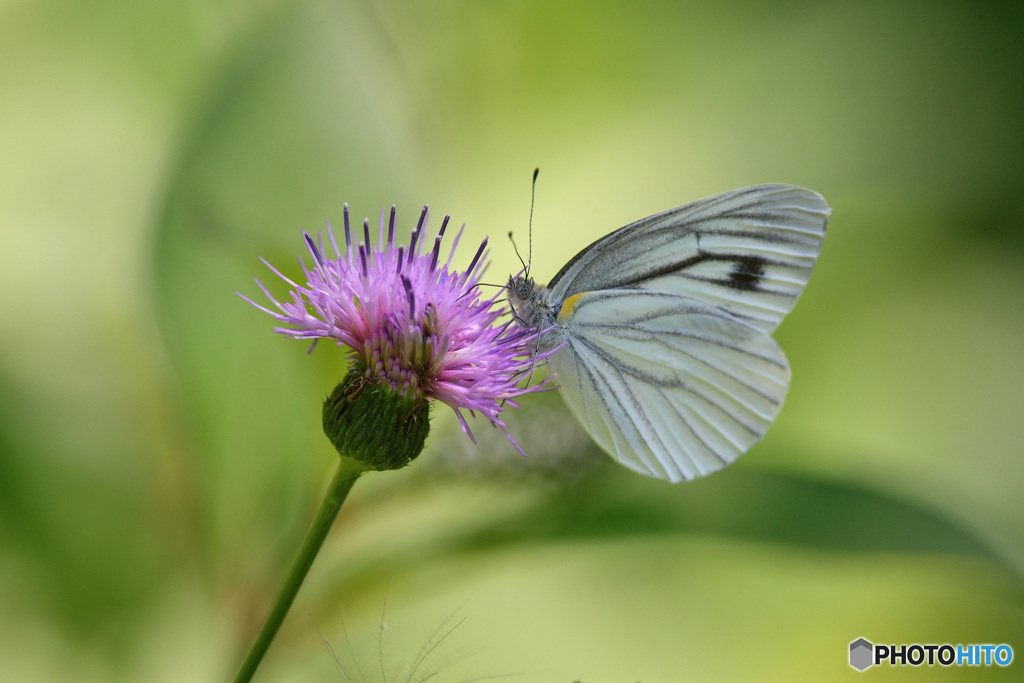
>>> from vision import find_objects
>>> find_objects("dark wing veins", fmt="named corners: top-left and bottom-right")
top-left (589, 234), bottom-right (771, 294)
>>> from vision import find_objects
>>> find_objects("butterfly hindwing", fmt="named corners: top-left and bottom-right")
top-left (551, 289), bottom-right (790, 482)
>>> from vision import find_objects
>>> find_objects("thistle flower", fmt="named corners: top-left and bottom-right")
top-left (239, 204), bottom-right (547, 466)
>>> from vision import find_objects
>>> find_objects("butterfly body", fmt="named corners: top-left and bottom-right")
top-left (507, 276), bottom-right (566, 352)
top-left (507, 184), bottom-right (829, 483)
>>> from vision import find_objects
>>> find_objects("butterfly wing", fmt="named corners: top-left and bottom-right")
top-left (550, 289), bottom-right (790, 482)
top-left (548, 184), bottom-right (829, 334)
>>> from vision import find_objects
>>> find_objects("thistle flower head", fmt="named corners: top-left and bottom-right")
top-left (240, 204), bottom-right (548, 459)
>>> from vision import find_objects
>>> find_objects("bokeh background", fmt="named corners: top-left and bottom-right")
top-left (1, 1), bottom-right (1022, 681)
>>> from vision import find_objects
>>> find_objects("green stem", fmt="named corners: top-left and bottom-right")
top-left (233, 456), bottom-right (364, 683)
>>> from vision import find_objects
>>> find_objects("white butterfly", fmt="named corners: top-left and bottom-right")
top-left (507, 184), bottom-right (829, 482)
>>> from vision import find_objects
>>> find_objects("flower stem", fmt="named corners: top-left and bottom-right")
top-left (233, 456), bottom-right (364, 683)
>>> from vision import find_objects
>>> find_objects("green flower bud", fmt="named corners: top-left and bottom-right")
top-left (322, 371), bottom-right (431, 471)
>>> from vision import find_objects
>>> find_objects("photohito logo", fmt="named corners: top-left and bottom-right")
top-left (849, 638), bottom-right (1013, 671)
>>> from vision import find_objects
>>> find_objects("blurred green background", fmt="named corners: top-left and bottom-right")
top-left (1, 1), bottom-right (1022, 681)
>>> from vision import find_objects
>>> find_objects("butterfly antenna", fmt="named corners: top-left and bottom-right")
top-left (527, 167), bottom-right (538, 271)
top-left (508, 231), bottom-right (527, 274)
top-left (508, 168), bottom-right (540, 277)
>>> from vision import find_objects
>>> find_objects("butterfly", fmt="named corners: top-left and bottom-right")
top-left (507, 184), bottom-right (829, 482)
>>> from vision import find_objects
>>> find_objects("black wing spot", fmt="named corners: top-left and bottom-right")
top-left (728, 255), bottom-right (766, 291)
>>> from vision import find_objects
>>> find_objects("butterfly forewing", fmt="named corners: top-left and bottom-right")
top-left (548, 184), bottom-right (829, 334)
top-left (552, 289), bottom-right (790, 482)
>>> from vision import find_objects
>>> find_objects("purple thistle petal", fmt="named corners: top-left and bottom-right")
top-left (304, 233), bottom-right (326, 268)
top-left (467, 237), bottom-right (487, 275)
top-left (259, 257), bottom-right (300, 289)
top-left (401, 275), bottom-right (415, 317)
top-left (453, 408), bottom-right (477, 444)
top-left (445, 223), bottom-right (465, 269)
top-left (236, 290), bottom-right (278, 317)
top-left (414, 205), bottom-right (428, 242)
top-left (429, 235), bottom-right (442, 272)
top-left (326, 219), bottom-right (341, 259)
top-left (343, 204), bottom-right (352, 251)
top-left (378, 206), bottom-right (386, 247)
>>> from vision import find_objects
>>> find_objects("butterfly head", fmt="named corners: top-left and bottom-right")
top-left (507, 273), bottom-right (534, 303)
top-left (506, 273), bottom-right (553, 332)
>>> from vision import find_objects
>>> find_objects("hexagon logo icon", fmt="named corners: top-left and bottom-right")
top-left (850, 638), bottom-right (873, 671)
